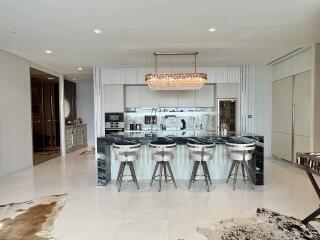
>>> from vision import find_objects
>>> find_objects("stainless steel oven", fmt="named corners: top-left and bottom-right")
top-left (105, 112), bottom-right (124, 135)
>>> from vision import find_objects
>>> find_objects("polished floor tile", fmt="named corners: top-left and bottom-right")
top-left (0, 147), bottom-right (318, 239)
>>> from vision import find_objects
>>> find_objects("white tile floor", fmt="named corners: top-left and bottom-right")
top-left (0, 147), bottom-right (319, 240)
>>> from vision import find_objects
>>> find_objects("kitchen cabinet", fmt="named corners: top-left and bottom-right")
top-left (272, 77), bottom-right (293, 134)
top-left (104, 85), bottom-right (124, 112)
top-left (195, 85), bottom-right (215, 107)
top-left (293, 71), bottom-right (311, 137)
top-left (216, 83), bottom-right (238, 99)
top-left (140, 86), bottom-right (159, 107)
top-left (271, 71), bottom-right (311, 162)
top-left (272, 77), bottom-right (293, 161)
top-left (272, 132), bottom-right (292, 161)
top-left (125, 86), bottom-right (141, 108)
top-left (159, 90), bottom-right (178, 107)
top-left (177, 90), bottom-right (196, 107)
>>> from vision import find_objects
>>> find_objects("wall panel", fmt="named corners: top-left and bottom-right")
top-left (272, 48), bottom-right (312, 81)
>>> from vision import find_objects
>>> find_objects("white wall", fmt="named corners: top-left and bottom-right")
top-left (77, 82), bottom-right (95, 146)
top-left (0, 50), bottom-right (33, 176)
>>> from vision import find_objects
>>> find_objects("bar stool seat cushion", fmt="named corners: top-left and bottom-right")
top-left (152, 152), bottom-right (174, 162)
top-left (117, 152), bottom-right (138, 162)
top-left (229, 152), bottom-right (252, 161)
top-left (190, 151), bottom-right (212, 162)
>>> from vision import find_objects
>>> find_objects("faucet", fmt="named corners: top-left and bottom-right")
top-left (150, 108), bottom-right (157, 134)
top-left (192, 116), bottom-right (196, 131)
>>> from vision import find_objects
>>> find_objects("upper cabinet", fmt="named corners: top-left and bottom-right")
top-left (125, 86), bottom-right (141, 108)
top-left (140, 86), bottom-right (159, 108)
top-left (100, 67), bottom-right (240, 85)
top-left (103, 85), bottom-right (124, 112)
top-left (216, 83), bottom-right (239, 99)
top-left (177, 90), bottom-right (196, 107)
top-left (159, 90), bottom-right (178, 107)
top-left (195, 85), bottom-right (215, 107)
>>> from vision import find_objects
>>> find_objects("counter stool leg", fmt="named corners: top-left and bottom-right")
top-left (159, 162), bottom-right (163, 192)
top-left (188, 162), bottom-right (197, 189)
top-left (233, 161), bottom-right (239, 190)
top-left (128, 162), bottom-right (139, 190)
top-left (243, 161), bottom-right (255, 190)
top-left (226, 161), bottom-right (236, 183)
top-left (193, 161), bottom-right (200, 183)
top-left (201, 162), bottom-right (209, 192)
top-left (150, 162), bottom-right (159, 186)
top-left (203, 162), bottom-right (212, 185)
top-left (116, 162), bottom-right (123, 186)
top-left (166, 162), bottom-right (177, 188)
top-left (164, 163), bottom-right (168, 183)
top-left (118, 162), bottom-right (126, 192)
top-left (241, 162), bottom-right (246, 181)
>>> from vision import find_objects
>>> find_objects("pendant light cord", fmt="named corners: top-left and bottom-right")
top-left (153, 52), bottom-right (199, 73)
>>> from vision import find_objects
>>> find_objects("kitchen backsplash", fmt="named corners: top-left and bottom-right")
top-left (125, 107), bottom-right (216, 131)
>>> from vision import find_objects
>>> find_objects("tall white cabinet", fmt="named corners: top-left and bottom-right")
top-left (272, 71), bottom-right (311, 162)
top-left (104, 85), bottom-right (124, 112)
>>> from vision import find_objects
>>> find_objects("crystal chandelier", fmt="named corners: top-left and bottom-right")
top-left (145, 52), bottom-right (207, 90)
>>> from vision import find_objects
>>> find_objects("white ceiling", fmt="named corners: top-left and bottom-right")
top-left (0, 0), bottom-right (320, 82)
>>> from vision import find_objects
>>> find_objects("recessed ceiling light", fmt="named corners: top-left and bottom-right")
top-left (73, 78), bottom-right (77, 81)
top-left (208, 27), bottom-right (216, 32)
top-left (45, 49), bottom-right (52, 54)
top-left (77, 67), bottom-right (83, 71)
top-left (48, 77), bottom-right (54, 80)
top-left (94, 28), bottom-right (102, 34)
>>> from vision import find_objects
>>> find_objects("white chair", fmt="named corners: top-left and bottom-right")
top-left (112, 142), bottom-right (141, 192)
top-left (225, 142), bottom-right (255, 190)
top-left (187, 141), bottom-right (216, 192)
top-left (149, 141), bottom-right (177, 192)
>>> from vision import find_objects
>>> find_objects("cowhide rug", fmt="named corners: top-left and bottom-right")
top-left (197, 208), bottom-right (320, 240)
top-left (0, 194), bottom-right (68, 240)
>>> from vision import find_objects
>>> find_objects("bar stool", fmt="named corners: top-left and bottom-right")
top-left (187, 140), bottom-right (216, 192)
top-left (112, 142), bottom-right (141, 192)
top-left (149, 140), bottom-right (177, 192)
top-left (225, 142), bottom-right (255, 190)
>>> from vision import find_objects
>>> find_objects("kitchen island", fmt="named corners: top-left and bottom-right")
top-left (97, 131), bottom-right (264, 186)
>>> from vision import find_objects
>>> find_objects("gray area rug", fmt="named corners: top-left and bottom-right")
top-left (0, 194), bottom-right (68, 240)
top-left (197, 208), bottom-right (320, 240)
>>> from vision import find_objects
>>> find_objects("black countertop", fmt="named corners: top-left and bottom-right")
top-left (98, 133), bottom-right (264, 146)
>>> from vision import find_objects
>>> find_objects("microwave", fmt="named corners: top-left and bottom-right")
top-left (105, 112), bottom-right (124, 123)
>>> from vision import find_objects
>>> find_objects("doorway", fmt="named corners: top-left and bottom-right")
top-left (30, 68), bottom-right (60, 165)
top-left (218, 99), bottom-right (236, 133)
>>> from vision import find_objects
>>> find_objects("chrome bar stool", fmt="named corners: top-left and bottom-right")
top-left (149, 140), bottom-right (177, 192)
top-left (112, 142), bottom-right (141, 192)
top-left (225, 142), bottom-right (255, 190)
top-left (187, 140), bottom-right (216, 192)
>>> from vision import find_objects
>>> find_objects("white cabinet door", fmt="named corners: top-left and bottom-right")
top-left (103, 85), bottom-right (124, 112)
top-left (293, 71), bottom-right (311, 155)
top-left (125, 86), bottom-right (141, 108)
top-left (272, 77), bottom-right (293, 134)
top-left (195, 85), bottom-right (215, 107)
top-left (177, 90), bottom-right (196, 107)
top-left (293, 71), bottom-right (311, 137)
top-left (140, 86), bottom-right (159, 108)
top-left (216, 83), bottom-right (239, 99)
top-left (159, 91), bottom-right (178, 107)
top-left (272, 132), bottom-right (292, 161)
top-left (272, 77), bottom-right (293, 161)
